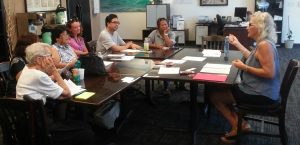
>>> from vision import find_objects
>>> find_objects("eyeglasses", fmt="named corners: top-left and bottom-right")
top-left (248, 23), bottom-right (255, 27)
top-left (110, 21), bottom-right (120, 24)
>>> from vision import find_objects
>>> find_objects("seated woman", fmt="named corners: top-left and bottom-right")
top-left (148, 18), bottom-right (176, 49)
top-left (66, 18), bottom-right (89, 56)
top-left (16, 42), bottom-right (95, 145)
top-left (10, 33), bottom-right (39, 80)
top-left (51, 25), bottom-right (77, 69)
top-left (209, 11), bottom-right (280, 143)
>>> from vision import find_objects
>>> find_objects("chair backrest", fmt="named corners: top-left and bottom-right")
top-left (280, 59), bottom-right (299, 112)
top-left (87, 40), bottom-right (97, 54)
top-left (201, 35), bottom-right (225, 50)
top-left (0, 61), bottom-right (13, 97)
top-left (0, 96), bottom-right (53, 145)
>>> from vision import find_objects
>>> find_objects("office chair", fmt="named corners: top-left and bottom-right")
top-left (235, 59), bottom-right (299, 145)
top-left (87, 40), bottom-right (97, 54)
top-left (216, 14), bottom-right (225, 35)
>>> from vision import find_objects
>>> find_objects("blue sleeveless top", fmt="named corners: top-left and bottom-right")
top-left (238, 40), bottom-right (280, 101)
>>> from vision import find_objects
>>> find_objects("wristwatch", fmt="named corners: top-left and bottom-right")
top-left (164, 33), bottom-right (168, 36)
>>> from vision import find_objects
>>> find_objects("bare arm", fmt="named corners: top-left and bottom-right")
top-left (228, 34), bottom-right (250, 58)
top-left (111, 41), bottom-right (138, 52)
top-left (232, 41), bottom-right (275, 79)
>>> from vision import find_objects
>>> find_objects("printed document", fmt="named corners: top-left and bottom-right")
top-left (200, 63), bottom-right (232, 74)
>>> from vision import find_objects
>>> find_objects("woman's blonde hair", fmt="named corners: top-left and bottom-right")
top-left (251, 11), bottom-right (277, 43)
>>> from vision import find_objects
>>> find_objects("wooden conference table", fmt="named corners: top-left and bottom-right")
top-left (126, 47), bottom-right (184, 60)
top-left (143, 48), bottom-right (242, 145)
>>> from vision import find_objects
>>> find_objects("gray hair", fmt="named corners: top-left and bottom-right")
top-left (251, 11), bottom-right (277, 43)
top-left (25, 42), bottom-right (52, 64)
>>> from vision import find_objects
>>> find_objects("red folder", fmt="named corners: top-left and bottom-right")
top-left (193, 73), bottom-right (228, 82)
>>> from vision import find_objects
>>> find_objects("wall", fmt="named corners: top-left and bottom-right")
top-left (98, 0), bottom-right (250, 41)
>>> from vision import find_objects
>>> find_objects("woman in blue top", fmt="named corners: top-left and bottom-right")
top-left (209, 11), bottom-right (280, 143)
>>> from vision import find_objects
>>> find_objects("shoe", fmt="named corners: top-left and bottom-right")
top-left (220, 133), bottom-right (236, 144)
top-left (242, 122), bottom-right (251, 134)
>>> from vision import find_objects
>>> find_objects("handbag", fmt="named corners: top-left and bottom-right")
top-left (93, 100), bottom-right (120, 129)
top-left (79, 54), bottom-right (107, 76)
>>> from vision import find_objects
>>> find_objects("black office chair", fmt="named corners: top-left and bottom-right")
top-left (0, 95), bottom-right (53, 145)
top-left (235, 59), bottom-right (299, 145)
top-left (87, 40), bottom-right (97, 54)
top-left (0, 61), bottom-right (14, 97)
top-left (216, 14), bottom-right (225, 35)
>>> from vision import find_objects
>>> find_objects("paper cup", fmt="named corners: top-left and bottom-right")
top-left (78, 68), bottom-right (85, 80)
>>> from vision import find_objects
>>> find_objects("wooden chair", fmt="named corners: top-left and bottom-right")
top-left (201, 35), bottom-right (225, 51)
top-left (0, 96), bottom-right (53, 145)
top-left (0, 61), bottom-right (14, 97)
top-left (235, 59), bottom-right (299, 145)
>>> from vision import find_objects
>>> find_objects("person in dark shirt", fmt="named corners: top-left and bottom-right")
top-left (10, 33), bottom-right (39, 80)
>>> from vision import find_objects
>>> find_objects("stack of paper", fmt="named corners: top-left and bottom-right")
top-left (106, 54), bottom-right (125, 58)
top-left (110, 56), bottom-right (135, 61)
top-left (158, 67), bottom-right (180, 74)
top-left (161, 59), bottom-right (186, 64)
top-left (120, 49), bottom-right (141, 53)
top-left (200, 63), bottom-right (232, 74)
top-left (202, 49), bottom-right (221, 57)
top-left (75, 92), bottom-right (95, 100)
top-left (181, 56), bottom-right (206, 61)
top-left (64, 79), bottom-right (86, 96)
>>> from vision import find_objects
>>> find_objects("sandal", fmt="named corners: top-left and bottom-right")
top-left (220, 133), bottom-right (237, 144)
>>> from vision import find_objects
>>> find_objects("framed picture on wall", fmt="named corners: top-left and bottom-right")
top-left (200, 0), bottom-right (228, 6)
top-left (25, 0), bottom-right (61, 12)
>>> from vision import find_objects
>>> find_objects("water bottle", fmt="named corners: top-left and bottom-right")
top-left (75, 60), bottom-right (81, 68)
top-left (224, 36), bottom-right (229, 61)
top-left (144, 37), bottom-right (149, 51)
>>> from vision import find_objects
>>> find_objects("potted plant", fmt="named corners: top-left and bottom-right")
top-left (285, 16), bottom-right (294, 49)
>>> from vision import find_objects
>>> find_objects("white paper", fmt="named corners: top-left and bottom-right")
top-left (162, 59), bottom-right (186, 64)
top-left (202, 49), bottom-right (221, 57)
top-left (121, 77), bottom-right (137, 83)
top-left (103, 61), bottom-right (113, 67)
top-left (200, 63), bottom-right (232, 74)
top-left (182, 56), bottom-right (206, 61)
top-left (120, 49), bottom-right (141, 53)
top-left (110, 56), bottom-right (135, 61)
top-left (158, 67), bottom-right (180, 74)
top-left (64, 79), bottom-right (86, 96)
top-left (106, 54), bottom-right (125, 58)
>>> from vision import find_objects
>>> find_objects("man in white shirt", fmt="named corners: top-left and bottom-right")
top-left (96, 14), bottom-right (141, 56)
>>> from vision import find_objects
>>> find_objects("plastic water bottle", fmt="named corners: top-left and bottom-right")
top-left (144, 37), bottom-right (149, 51)
top-left (224, 36), bottom-right (229, 61)
top-left (75, 60), bottom-right (81, 68)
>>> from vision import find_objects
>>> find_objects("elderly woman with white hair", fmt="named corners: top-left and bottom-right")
top-left (209, 11), bottom-right (280, 143)
top-left (16, 42), bottom-right (71, 102)
top-left (16, 42), bottom-right (96, 145)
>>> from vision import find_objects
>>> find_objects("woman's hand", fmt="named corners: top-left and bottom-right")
top-left (232, 59), bottom-right (247, 71)
top-left (42, 56), bottom-right (57, 75)
top-left (228, 34), bottom-right (241, 48)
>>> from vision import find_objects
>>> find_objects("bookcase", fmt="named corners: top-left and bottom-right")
top-left (255, 0), bottom-right (284, 46)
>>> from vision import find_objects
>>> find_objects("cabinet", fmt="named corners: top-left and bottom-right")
top-left (0, 0), bottom-right (9, 61)
top-left (172, 29), bottom-right (189, 45)
top-left (255, 0), bottom-right (283, 46)
top-left (146, 4), bottom-right (170, 28)
top-left (223, 25), bottom-right (254, 50)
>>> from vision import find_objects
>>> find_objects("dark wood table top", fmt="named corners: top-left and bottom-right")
top-left (143, 48), bottom-right (242, 85)
top-left (71, 59), bottom-right (154, 106)
top-left (128, 47), bottom-right (184, 60)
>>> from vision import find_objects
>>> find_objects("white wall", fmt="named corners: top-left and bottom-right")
top-left (98, 0), bottom-right (250, 41)
top-left (93, 0), bottom-right (300, 43)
